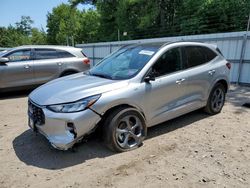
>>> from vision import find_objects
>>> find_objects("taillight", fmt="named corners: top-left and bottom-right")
top-left (226, 62), bottom-right (231, 70)
top-left (83, 58), bottom-right (90, 65)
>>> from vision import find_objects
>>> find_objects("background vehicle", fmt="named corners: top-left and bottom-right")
top-left (0, 45), bottom-right (90, 92)
top-left (28, 42), bottom-right (230, 152)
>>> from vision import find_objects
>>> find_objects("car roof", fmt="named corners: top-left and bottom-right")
top-left (124, 41), bottom-right (217, 51)
top-left (12, 45), bottom-right (80, 51)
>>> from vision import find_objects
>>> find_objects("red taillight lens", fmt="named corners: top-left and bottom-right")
top-left (226, 62), bottom-right (231, 70)
top-left (83, 58), bottom-right (90, 65)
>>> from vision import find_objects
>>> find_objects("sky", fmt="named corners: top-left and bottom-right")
top-left (0, 0), bottom-right (92, 30)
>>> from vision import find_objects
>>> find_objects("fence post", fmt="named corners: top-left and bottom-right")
top-left (110, 44), bottom-right (112, 53)
top-left (92, 45), bottom-right (95, 67)
top-left (237, 14), bottom-right (250, 84)
top-left (237, 34), bottom-right (247, 85)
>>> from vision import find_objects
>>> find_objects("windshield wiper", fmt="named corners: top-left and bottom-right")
top-left (89, 72), bottom-right (113, 79)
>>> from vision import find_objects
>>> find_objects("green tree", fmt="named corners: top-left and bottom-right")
top-left (0, 16), bottom-right (48, 47)
top-left (15, 16), bottom-right (34, 36)
top-left (78, 10), bottom-right (100, 43)
top-left (31, 28), bottom-right (47, 44)
top-left (47, 3), bottom-right (81, 45)
top-left (70, 0), bottom-right (250, 41)
top-left (96, 0), bottom-right (119, 41)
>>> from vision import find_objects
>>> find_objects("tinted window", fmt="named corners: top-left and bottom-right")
top-left (152, 47), bottom-right (182, 77)
top-left (200, 47), bottom-right (217, 62)
top-left (5, 49), bottom-right (31, 62)
top-left (183, 46), bottom-right (217, 68)
top-left (184, 46), bottom-right (206, 68)
top-left (57, 50), bottom-right (75, 58)
top-left (35, 49), bottom-right (58, 60)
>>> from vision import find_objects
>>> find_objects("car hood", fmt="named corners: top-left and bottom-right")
top-left (29, 73), bottom-right (129, 105)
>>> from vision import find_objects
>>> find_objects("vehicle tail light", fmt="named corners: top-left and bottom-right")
top-left (226, 62), bottom-right (231, 70)
top-left (83, 58), bottom-right (90, 65)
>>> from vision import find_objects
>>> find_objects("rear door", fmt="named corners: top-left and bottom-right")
top-left (33, 48), bottom-right (62, 84)
top-left (0, 49), bottom-right (34, 89)
top-left (181, 45), bottom-right (218, 106)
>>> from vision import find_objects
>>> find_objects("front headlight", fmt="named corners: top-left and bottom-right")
top-left (47, 94), bottom-right (101, 113)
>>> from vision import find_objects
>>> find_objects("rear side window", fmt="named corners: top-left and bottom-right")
top-left (35, 49), bottom-right (58, 60)
top-left (200, 47), bottom-right (217, 62)
top-left (57, 50), bottom-right (75, 58)
top-left (183, 46), bottom-right (217, 68)
top-left (5, 49), bottom-right (31, 62)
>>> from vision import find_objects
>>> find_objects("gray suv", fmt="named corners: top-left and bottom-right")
top-left (0, 45), bottom-right (90, 91)
top-left (28, 42), bottom-right (230, 152)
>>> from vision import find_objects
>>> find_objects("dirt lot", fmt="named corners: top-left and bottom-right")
top-left (0, 85), bottom-right (250, 188)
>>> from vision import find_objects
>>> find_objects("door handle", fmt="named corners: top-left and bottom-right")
top-left (176, 78), bottom-right (185, 84)
top-left (208, 70), bottom-right (216, 75)
top-left (24, 65), bottom-right (30, 69)
top-left (57, 62), bottom-right (62, 66)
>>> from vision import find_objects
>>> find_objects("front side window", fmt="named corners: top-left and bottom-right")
top-left (5, 49), bottom-right (31, 62)
top-left (152, 47), bottom-right (182, 77)
top-left (89, 45), bottom-right (159, 80)
top-left (35, 49), bottom-right (58, 60)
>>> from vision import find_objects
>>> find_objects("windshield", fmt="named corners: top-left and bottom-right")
top-left (88, 45), bottom-right (159, 80)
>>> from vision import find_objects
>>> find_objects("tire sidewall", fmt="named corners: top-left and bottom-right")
top-left (207, 83), bottom-right (226, 114)
top-left (106, 108), bottom-right (147, 152)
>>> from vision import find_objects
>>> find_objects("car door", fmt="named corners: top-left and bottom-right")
top-left (33, 48), bottom-right (62, 84)
top-left (142, 47), bottom-right (189, 127)
top-left (181, 46), bottom-right (218, 107)
top-left (0, 49), bottom-right (34, 89)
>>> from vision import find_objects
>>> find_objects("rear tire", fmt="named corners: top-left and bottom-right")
top-left (204, 83), bottom-right (226, 115)
top-left (103, 107), bottom-right (147, 152)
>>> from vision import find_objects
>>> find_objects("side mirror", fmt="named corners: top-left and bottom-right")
top-left (0, 57), bottom-right (9, 64)
top-left (144, 73), bottom-right (155, 83)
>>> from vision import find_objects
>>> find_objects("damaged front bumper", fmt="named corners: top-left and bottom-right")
top-left (28, 101), bottom-right (101, 150)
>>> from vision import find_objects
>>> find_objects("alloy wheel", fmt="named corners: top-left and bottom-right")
top-left (115, 115), bottom-right (143, 149)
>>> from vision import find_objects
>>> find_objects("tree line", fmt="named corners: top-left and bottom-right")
top-left (1, 0), bottom-right (249, 47)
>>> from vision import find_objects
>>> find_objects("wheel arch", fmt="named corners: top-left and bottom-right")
top-left (102, 103), bottom-right (146, 121)
top-left (94, 103), bottom-right (147, 130)
top-left (59, 69), bottom-right (79, 77)
top-left (216, 79), bottom-right (229, 93)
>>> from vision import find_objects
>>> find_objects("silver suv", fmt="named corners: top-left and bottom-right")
top-left (0, 45), bottom-right (90, 91)
top-left (28, 42), bottom-right (230, 152)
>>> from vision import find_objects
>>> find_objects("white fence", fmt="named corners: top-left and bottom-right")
top-left (76, 31), bottom-right (250, 84)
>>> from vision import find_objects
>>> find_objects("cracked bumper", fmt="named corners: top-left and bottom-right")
top-left (28, 106), bottom-right (101, 150)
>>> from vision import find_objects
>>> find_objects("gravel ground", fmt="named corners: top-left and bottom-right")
top-left (0, 85), bottom-right (249, 188)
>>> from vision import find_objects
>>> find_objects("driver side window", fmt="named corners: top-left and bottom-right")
top-left (152, 47), bottom-right (182, 77)
top-left (5, 49), bottom-right (31, 62)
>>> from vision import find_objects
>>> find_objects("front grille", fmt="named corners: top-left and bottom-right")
top-left (28, 100), bottom-right (45, 125)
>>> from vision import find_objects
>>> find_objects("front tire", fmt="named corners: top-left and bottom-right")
top-left (204, 83), bottom-right (226, 115)
top-left (103, 107), bottom-right (147, 152)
